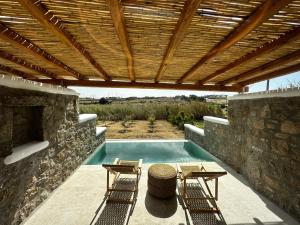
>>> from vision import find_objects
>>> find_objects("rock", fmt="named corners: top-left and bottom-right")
top-left (266, 122), bottom-right (276, 129)
top-left (261, 105), bottom-right (271, 118)
top-left (253, 120), bottom-right (264, 130)
top-left (281, 120), bottom-right (300, 134)
top-left (262, 175), bottom-right (280, 191)
top-left (274, 132), bottom-right (289, 140)
top-left (271, 139), bottom-right (288, 156)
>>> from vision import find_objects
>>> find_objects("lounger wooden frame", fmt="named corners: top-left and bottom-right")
top-left (177, 164), bottom-right (227, 213)
top-left (102, 158), bottom-right (142, 204)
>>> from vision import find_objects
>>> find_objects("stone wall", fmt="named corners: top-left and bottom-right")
top-left (185, 91), bottom-right (300, 221)
top-left (0, 86), bottom-right (105, 225)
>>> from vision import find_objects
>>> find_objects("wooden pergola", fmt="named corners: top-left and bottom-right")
top-left (0, 0), bottom-right (299, 92)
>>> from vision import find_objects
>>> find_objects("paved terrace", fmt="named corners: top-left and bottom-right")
top-left (22, 161), bottom-right (299, 225)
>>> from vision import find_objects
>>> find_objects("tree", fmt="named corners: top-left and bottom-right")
top-left (148, 114), bottom-right (156, 133)
top-left (99, 97), bottom-right (109, 105)
top-left (189, 94), bottom-right (198, 101)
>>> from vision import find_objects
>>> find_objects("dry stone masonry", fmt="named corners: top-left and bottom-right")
top-left (185, 89), bottom-right (300, 221)
top-left (0, 86), bottom-right (105, 225)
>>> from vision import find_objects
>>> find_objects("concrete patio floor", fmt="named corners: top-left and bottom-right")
top-left (22, 161), bottom-right (299, 225)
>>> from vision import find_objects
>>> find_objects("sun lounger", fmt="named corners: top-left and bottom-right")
top-left (102, 158), bottom-right (142, 204)
top-left (177, 164), bottom-right (227, 213)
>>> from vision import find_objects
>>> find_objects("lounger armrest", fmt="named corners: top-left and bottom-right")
top-left (138, 159), bottom-right (143, 169)
top-left (113, 158), bottom-right (120, 165)
top-left (191, 171), bottom-right (227, 177)
top-left (176, 164), bottom-right (182, 173)
top-left (103, 164), bottom-right (136, 169)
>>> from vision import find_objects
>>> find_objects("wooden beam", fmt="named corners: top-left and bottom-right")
top-left (106, 0), bottom-right (135, 82)
top-left (155, 0), bottom-right (203, 83)
top-left (198, 27), bottom-right (300, 84)
top-left (238, 63), bottom-right (300, 86)
top-left (219, 49), bottom-right (300, 84)
top-left (0, 23), bottom-right (84, 80)
top-left (0, 50), bottom-right (58, 79)
top-left (0, 64), bottom-right (37, 79)
top-left (32, 79), bottom-right (243, 92)
top-left (177, 0), bottom-right (293, 83)
top-left (17, 0), bottom-right (111, 81)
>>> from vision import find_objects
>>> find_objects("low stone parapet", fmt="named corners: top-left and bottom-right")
top-left (184, 91), bottom-right (300, 220)
top-left (0, 85), bottom-right (105, 225)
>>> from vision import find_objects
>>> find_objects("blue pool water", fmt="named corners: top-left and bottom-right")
top-left (85, 141), bottom-right (214, 164)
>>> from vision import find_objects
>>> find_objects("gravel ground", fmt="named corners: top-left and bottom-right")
top-left (97, 120), bottom-right (184, 139)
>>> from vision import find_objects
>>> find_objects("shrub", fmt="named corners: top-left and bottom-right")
top-left (80, 102), bottom-right (224, 122)
top-left (148, 114), bottom-right (156, 133)
top-left (98, 97), bottom-right (110, 105)
top-left (169, 111), bottom-right (194, 130)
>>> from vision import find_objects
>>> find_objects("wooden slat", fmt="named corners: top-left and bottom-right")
top-left (106, 0), bottom-right (135, 82)
top-left (17, 0), bottom-right (111, 81)
top-left (155, 0), bottom-right (204, 83)
top-left (177, 0), bottom-right (293, 83)
top-left (238, 63), bottom-right (300, 86)
top-left (198, 27), bottom-right (300, 84)
top-left (219, 49), bottom-right (300, 84)
top-left (33, 80), bottom-right (243, 92)
top-left (0, 50), bottom-right (58, 79)
top-left (0, 23), bottom-right (84, 80)
top-left (0, 64), bottom-right (36, 79)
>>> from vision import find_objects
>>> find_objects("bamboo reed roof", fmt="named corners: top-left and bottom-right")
top-left (0, 0), bottom-right (299, 92)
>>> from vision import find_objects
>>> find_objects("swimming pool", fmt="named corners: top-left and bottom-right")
top-left (85, 140), bottom-right (214, 164)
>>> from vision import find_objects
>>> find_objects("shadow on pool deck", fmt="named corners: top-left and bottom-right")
top-left (230, 217), bottom-right (288, 225)
top-left (178, 182), bottom-right (227, 225)
top-left (90, 178), bottom-right (138, 225)
top-left (145, 192), bottom-right (178, 218)
top-left (21, 163), bottom-right (300, 225)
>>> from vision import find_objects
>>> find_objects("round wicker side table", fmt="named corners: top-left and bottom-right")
top-left (148, 164), bottom-right (177, 199)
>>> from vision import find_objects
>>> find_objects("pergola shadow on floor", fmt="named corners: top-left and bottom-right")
top-left (21, 161), bottom-right (299, 225)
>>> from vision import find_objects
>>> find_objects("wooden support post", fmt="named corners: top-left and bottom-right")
top-left (107, 170), bottom-right (110, 193)
top-left (33, 79), bottom-right (243, 92)
top-left (215, 178), bottom-right (218, 201)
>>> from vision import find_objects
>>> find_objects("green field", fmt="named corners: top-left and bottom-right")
top-left (80, 101), bottom-right (224, 129)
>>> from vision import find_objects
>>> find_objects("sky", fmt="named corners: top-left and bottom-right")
top-left (70, 72), bottom-right (300, 98)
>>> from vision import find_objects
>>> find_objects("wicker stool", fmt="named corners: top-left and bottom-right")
top-left (148, 164), bottom-right (177, 199)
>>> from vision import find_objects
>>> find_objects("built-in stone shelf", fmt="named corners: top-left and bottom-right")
top-left (203, 116), bottom-right (229, 125)
top-left (96, 127), bottom-right (106, 137)
top-left (184, 124), bottom-right (204, 136)
top-left (4, 141), bottom-right (49, 165)
top-left (79, 114), bottom-right (97, 123)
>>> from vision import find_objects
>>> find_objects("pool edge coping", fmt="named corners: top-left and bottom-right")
top-left (105, 139), bottom-right (188, 143)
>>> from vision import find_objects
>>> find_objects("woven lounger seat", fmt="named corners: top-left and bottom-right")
top-left (102, 158), bottom-right (142, 204)
top-left (148, 164), bottom-right (177, 198)
top-left (177, 164), bottom-right (227, 213)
